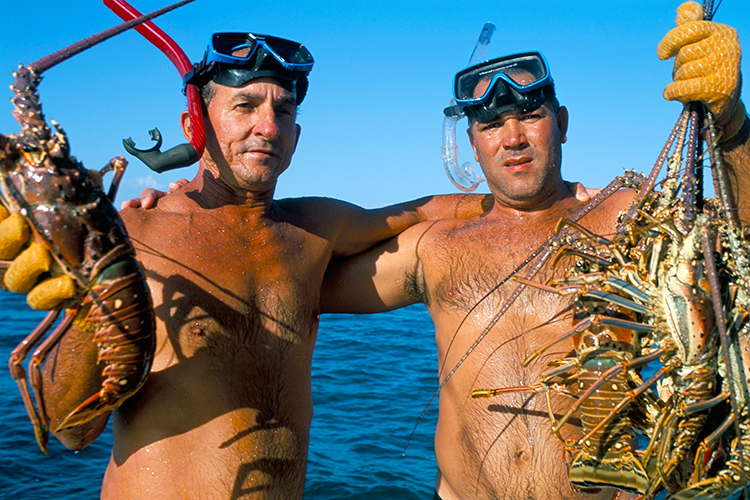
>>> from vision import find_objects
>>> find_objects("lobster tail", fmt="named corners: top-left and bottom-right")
top-left (570, 451), bottom-right (649, 494)
top-left (55, 258), bottom-right (156, 431)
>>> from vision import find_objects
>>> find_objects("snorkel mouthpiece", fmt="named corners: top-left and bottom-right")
top-left (106, 0), bottom-right (205, 173)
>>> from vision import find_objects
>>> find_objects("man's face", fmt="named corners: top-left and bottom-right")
top-left (202, 77), bottom-right (300, 192)
top-left (468, 79), bottom-right (568, 209)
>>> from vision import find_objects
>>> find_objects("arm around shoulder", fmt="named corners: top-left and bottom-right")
top-left (321, 220), bottom-right (437, 314)
top-left (318, 193), bottom-right (490, 257)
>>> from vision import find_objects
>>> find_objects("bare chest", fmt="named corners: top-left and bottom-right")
top-left (130, 213), bottom-right (331, 367)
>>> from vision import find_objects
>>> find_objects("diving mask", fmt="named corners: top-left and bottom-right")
top-left (183, 32), bottom-right (315, 104)
top-left (445, 51), bottom-right (553, 123)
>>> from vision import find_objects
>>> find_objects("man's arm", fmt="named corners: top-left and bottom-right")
top-left (128, 183), bottom-right (491, 256)
top-left (318, 194), bottom-right (491, 257)
top-left (658, 1), bottom-right (750, 215)
top-left (321, 220), bottom-right (435, 313)
top-left (720, 119), bottom-right (750, 225)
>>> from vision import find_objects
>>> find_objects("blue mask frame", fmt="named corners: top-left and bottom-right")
top-left (451, 51), bottom-right (552, 108)
top-left (183, 32), bottom-right (314, 103)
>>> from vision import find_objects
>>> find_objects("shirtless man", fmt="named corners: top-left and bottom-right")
top-left (320, 5), bottom-right (750, 499)
top-left (30, 33), bottom-right (489, 498)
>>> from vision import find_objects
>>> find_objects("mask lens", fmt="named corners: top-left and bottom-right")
top-left (212, 33), bottom-right (257, 60)
top-left (263, 35), bottom-right (314, 64)
top-left (454, 52), bottom-right (549, 103)
top-left (210, 33), bottom-right (313, 66)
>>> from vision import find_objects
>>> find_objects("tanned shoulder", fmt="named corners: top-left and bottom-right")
top-left (582, 187), bottom-right (638, 235)
top-left (274, 196), bottom-right (352, 226)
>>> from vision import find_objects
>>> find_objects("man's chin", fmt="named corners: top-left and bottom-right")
top-left (493, 184), bottom-right (552, 208)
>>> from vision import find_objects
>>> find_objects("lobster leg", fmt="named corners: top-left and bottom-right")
top-left (8, 306), bottom-right (64, 453)
top-left (99, 156), bottom-right (128, 202)
top-left (523, 315), bottom-right (656, 366)
top-left (671, 407), bottom-right (750, 500)
top-left (26, 307), bottom-right (80, 436)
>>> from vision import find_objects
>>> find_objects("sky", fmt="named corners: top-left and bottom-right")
top-left (0, 0), bottom-right (748, 208)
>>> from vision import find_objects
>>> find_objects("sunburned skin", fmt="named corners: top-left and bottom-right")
top-left (419, 189), bottom-right (635, 500)
top-left (320, 98), bottom-right (750, 499)
top-left (37, 77), bottom-right (490, 500)
top-left (101, 190), bottom-right (329, 498)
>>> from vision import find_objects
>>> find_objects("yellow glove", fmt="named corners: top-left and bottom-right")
top-left (658, 1), bottom-right (747, 142)
top-left (0, 207), bottom-right (75, 310)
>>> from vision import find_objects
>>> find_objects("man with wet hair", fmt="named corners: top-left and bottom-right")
top-left (32, 32), bottom-right (490, 498)
top-left (321, 3), bottom-right (750, 499)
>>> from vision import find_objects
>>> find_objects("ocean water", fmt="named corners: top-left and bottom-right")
top-left (0, 294), bottom-right (439, 499)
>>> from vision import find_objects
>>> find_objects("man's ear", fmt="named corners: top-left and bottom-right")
top-left (293, 123), bottom-right (301, 152)
top-left (180, 110), bottom-right (192, 142)
top-left (557, 105), bottom-right (569, 144)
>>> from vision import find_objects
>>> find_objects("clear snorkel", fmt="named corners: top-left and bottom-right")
top-left (441, 22), bottom-right (495, 192)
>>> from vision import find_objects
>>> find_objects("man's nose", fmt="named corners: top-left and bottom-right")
top-left (253, 105), bottom-right (280, 139)
top-left (502, 119), bottom-right (528, 149)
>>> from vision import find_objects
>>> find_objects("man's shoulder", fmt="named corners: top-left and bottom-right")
top-left (119, 195), bottom-right (190, 237)
top-left (402, 217), bottom-right (480, 249)
top-left (275, 195), bottom-right (354, 213)
top-left (576, 185), bottom-right (638, 232)
top-left (593, 186), bottom-right (637, 214)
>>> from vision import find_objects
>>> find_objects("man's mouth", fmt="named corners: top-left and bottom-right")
top-left (242, 149), bottom-right (279, 161)
top-left (241, 141), bottom-right (280, 158)
top-left (504, 157), bottom-right (532, 168)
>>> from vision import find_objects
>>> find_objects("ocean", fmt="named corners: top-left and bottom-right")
top-left (0, 293), bottom-right (440, 499)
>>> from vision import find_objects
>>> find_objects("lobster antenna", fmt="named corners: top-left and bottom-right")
top-left (31, 0), bottom-right (194, 74)
top-left (702, 0), bottom-right (723, 21)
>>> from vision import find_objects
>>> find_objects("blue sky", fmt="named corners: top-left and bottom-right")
top-left (1, 1), bottom-right (748, 208)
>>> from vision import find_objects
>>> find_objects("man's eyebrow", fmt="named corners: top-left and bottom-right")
top-left (233, 91), bottom-right (264, 102)
top-left (275, 94), bottom-right (297, 107)
top-left (232, 91), bottom-right (296, 107)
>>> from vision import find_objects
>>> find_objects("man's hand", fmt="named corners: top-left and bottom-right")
top-left (120, 178), bottom-right (189, 210)
top-left (658, 1), bottom-right (747, 142)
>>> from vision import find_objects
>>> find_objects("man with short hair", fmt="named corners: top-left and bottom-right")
top-left (320, 4), bottom-right (750, 499)
top-left (37, 32), bottom-right (489, 499)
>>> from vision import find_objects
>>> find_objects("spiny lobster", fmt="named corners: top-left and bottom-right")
top-left (0, 0), bottom-right (193, 453)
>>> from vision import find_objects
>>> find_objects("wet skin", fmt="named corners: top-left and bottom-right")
top-left (321, 102), bottom-right (750, 499)
top-left (40, 78), bottom-right (488, 499)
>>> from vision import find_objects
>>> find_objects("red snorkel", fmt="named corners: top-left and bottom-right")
top-left (104, 0), bottom-right (205, 172)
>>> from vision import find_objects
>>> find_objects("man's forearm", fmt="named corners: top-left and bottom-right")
top-left (719, 115), bottom-right (750, 226)
top-left (413, 193), bottom-right (493, 222)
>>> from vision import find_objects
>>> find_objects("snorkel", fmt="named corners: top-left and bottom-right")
top-left (105, 0), bottom-right (205, 173)
top-left (441, 22), bottom-right (495, 192)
